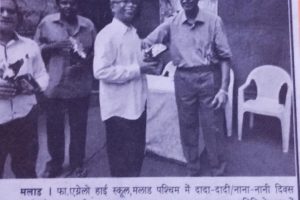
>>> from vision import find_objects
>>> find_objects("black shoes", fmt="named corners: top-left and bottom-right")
top-left (211, 161), bottom-right (227, 177)
top-left (41, 166), bottom-right (63, 178)
top-left (41, 166), bottom-right (88, 178)
top-left (71, 167), bottom-right (88, 177)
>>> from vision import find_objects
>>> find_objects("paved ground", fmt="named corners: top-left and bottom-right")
top-left (3, 97), bottom-right (296, 178)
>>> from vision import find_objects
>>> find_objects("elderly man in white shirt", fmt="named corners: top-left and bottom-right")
top-left (93, 0), bottom-right (157, 177)
top-left (0, 0), bottom-right (49, 178)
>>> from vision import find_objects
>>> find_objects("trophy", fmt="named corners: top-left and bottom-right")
top-left (0, 55), bottom-right (40, 94)
top-left (143, 43), bottom-right (167, 62)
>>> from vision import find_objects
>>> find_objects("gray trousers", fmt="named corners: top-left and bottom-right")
top-left (174, 68), bottom-right (225, 175)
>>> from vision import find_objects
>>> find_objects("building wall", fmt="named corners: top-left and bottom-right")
top-left (19, 0), bottom-right (291, 79)
top-left (219, 0), bottom-right (292, 129)
top-left (135, 0), bottom-right (160, 38)
top-left (17, 0), bottom-right (57, 37)
top-left (18, 0), bottom-right (159, 37)
top-left (77, 0), bottom-right (112, 31)
top-left (19, 0), bottom-right (291, 91)
top-left (218, 0), bottom-right (291, 86)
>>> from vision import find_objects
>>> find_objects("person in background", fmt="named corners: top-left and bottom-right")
top-left (93, 0), bottom-right (157, 177)
top-left (35, 0), bottom-right (96, 178)
top-left (0, 0), bottom-right (49, 178)
top-left (143, 0), bottom-right (232, 176)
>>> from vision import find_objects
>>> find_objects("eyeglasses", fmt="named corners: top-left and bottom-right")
top-left (0, 8), bottom-right (17, 16)
top-left (111, 0), bottom-right (139, 6)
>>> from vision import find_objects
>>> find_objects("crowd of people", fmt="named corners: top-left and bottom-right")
top-left (0, 0), bottom-right (231, 178)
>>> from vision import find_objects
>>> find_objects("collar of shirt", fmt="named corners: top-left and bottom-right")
top-left (50, 13), bottom-right (89, 36)
top-left (0, 32), bottom-right (21, 48)
top-left (111, 17), bottom-right (136, 35)
top-left (178, 8), bottom-right (206, 28)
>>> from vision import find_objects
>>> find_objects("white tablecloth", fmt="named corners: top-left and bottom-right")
top-left (146, 75), bottom-right (205, 163)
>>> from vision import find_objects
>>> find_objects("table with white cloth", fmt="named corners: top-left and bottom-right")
top-left (146, 75), bottom-right (205, 163)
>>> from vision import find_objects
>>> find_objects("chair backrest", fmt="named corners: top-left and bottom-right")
top-left (162, 61), bottom-right (177, 77)
top-left (246, 65), bottom-right (292, 101)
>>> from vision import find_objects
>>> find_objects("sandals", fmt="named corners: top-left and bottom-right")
top-left (72, 167), bottom-right (88, 177)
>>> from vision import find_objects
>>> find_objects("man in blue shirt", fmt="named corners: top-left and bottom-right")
top-left (35, 0), bottom-right (96, 178)
top-left (143, 0), bottom-right (232, 176)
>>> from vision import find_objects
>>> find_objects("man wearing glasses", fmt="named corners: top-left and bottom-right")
top-left (143, 0), bottom-right (232, 176)
top-left (93, 0), bottom-right (157, 177)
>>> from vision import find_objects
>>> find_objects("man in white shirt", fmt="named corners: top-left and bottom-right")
top-left (93, 0), bottom-right (157, 177)
top-left (0, 0), bottom-right (49, 178)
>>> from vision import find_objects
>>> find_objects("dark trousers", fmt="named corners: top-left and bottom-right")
top-left (105, 111), bottom-right (146, 177)
top-left (174, 68), bottom-right (224, 175)
top-left (45, 97), bottom-right (89, 170)
top-left (0, 108), bottom-right (38, 178)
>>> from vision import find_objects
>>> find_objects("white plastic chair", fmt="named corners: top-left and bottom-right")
top-left (237, 65), bottom-right (292, 153)
top-left (225, 69), bottom-right (234, 137)
top-left (162, 61), bottom-right (177, 78)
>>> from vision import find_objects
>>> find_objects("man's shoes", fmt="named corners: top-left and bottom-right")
top-left (190, 171), bottom-right (202, 177)
top-left (41, 166), bottom-right (62, 178)
top-left (70, 167), bottom-right (88, 177)
top-left (187, 168), bottom-right (202, 177)
top-left (211, 161), bottom-right (227, 177)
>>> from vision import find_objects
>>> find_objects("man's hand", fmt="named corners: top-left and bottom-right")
top-left (139, 60), bottom-right (160, 75)
top-left (141, 41), bottom-right (152, 51)
top-left (211, 89), bottom-right (228, 110)
top-left (0, 82), bottom-right (16, 99)
top-left (19, 79), bottom-right (35, 95)
top-left (49, 40), bottom-right (73, 51)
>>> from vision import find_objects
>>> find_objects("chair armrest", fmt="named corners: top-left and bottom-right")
top-left (238, 79), bottom-right (251, 103)
top-left (283, 86), bottom-right (293, 110)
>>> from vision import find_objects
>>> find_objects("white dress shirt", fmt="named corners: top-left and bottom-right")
top-left (0, 34), bottom-right (49, 124)
top-left (93, 18), bottom-right (147, 121)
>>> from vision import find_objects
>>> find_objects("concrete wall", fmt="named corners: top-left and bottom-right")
top-left (77, 0), bottom-right (112, 31)
top-left (218, 0), bottom-right (291, 86)
top-left (218, 0), bottom-right (292, 130)
top-left (18, 0), bottom-right (291, 92)
top-left (18, 0), bottom-right (291, 78)
top-left (17, 0), bottom-right (57, 37)
top-left (17, 0), bottom-right (113, 36)
top-left (18, 0), bottom-right (159, 36)
top-left (135, 0), bottom-right (160, 38)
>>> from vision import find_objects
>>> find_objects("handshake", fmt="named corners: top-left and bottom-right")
top-left (140, 44), bottom-right (167, 75)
